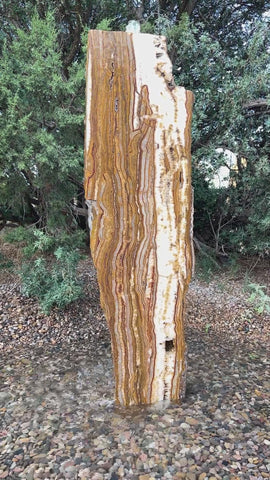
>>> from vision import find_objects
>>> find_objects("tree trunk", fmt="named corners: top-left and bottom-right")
top-left (84, 30), bottom-right (194, 406)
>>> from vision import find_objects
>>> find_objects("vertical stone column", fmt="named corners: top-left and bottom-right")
top-left (84, 30), bottom-right (194, 406)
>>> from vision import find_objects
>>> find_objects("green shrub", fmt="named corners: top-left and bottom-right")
top-left (4, 226), bottom-right (86, 257)
top-left (0, 252), bottom-right (14, 270)
top-left (195, 251), bottom-right (221, 282)
top-left (5, 226), bottom-right (86, 313)
top-left (20, 247), bottom-right (83, 314)
top-left (4, 226), bottom-right (36, 245)
top-left (245, 282), bottom-right (270, 315)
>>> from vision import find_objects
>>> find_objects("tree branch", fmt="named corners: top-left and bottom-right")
top-left (193, 236), bottom-right (221, 268)
top-left (243, 99), bottom-right (269, 110)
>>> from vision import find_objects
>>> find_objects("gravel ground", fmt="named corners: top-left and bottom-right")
top-left (0, 254), bottom-right (269, 480)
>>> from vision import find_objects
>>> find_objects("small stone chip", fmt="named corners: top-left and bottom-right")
top-left (198, 474), bottom-right (207, 480)
top-left (185, 416), bottom-right (199, 426)
top-left (180, 422), bottom-right (191, 430)
top-left (19, 437), bottom-right (30, 443)
top-left (78, 469), bottom-right (91, 480)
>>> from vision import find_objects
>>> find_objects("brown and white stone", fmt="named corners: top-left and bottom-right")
top-left (84, 30), bottom-right (194, 406)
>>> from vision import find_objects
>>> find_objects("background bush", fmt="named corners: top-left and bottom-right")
top-left (20, 247), bottom-right (83, 314)
top-left (0, 1), bottom-right (269, 310)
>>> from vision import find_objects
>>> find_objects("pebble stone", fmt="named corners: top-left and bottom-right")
top-left (0, 255), bottom-right (269, 479)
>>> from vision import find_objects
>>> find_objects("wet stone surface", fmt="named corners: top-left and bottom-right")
top-left (0, 257), bottom-right (270, 479)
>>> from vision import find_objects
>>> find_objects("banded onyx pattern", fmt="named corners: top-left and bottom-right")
top-left (84, 30), bottom-right (194, 406)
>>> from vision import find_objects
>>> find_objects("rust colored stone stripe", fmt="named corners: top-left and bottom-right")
top-left (84, 30), bottom-right (193, 406)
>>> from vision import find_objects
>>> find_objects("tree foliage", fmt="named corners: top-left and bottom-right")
top-left (162, 10), bottom-right (270, 256)
top-left (0, 0), bottom-right (269, 260)
top-left (0, 10), bottom-right (85, 230)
